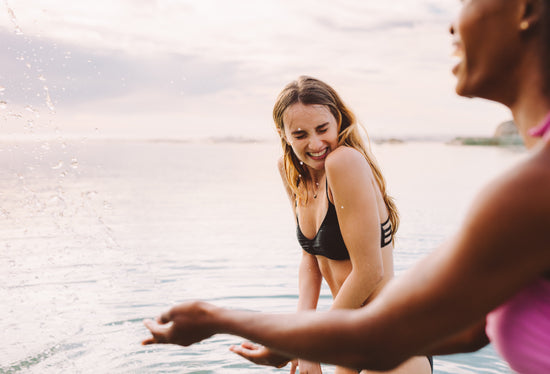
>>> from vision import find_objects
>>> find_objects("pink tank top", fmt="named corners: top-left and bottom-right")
top-left (485, 114), bottom-right (550, 374)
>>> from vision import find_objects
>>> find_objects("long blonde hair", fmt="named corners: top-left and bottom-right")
top-left (273, 76), bottom-right (399, 234)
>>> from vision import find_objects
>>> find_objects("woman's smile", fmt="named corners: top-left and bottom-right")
top-left (308, 148), bottom-right (329, 160)
top-left (451, 39), bottom-right (464, 76)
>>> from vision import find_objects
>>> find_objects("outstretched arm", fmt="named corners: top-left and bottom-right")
top-left (143, 155), bottom-right (550, 371)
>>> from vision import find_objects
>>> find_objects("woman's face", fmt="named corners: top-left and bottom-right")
top-left (451, 0), bottom-right (522, 102)
top-left (282, 103), bottom-right (339, 172)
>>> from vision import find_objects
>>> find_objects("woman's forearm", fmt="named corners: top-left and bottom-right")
top-left (331, 269), bottom-right (382, 310)
top-left (425, 318), bottom-right (489, 356)
top-left (214, 304), bottom-right (401, 371)
top-left (297, 253), bottom-right (322, 311)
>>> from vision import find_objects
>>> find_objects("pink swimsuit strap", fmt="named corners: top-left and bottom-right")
top-left (528, 112), bottom-right (550, 141)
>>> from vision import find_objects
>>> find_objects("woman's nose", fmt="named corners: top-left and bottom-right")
top-left (309, 135), bottom-right (324, 149)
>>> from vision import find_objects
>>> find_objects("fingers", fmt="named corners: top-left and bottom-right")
top-left (290, 360), bottom-right (297, 374)
top-left (141, 308), bottom-right (173, 345)
top-left (141, 337), bottom-right (157, 345)
top-left (229, 342), bottom-right (259, 356)
top-left (142, 318), bottom-right (172, 344)
top-left (142, 319), bottom-right (160, 345)
top-left (229, 344), bottom-right (253, 358)
top-left (241, 341), bottom-right (261, 350)
top-left (159, 309), bottom-right (172, 324)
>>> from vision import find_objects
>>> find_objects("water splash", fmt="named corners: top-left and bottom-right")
top-left (4, 0), bottom-right (23, 35)
top-left (25, 105), bottom-right (40, 117)
top-left (44, 86), bottom-right (55, 112)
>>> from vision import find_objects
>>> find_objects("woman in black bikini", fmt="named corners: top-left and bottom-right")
top-left (240, 76), bottom-right (432, 374)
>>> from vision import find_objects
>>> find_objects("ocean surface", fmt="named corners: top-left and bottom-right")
top-left (0, 138), bottom-right (526, 374)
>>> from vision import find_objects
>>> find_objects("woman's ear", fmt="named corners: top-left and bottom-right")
top-left (519, 0), bottom-right (544, 31)
top-left (277, 128), bottom-right (290, 145)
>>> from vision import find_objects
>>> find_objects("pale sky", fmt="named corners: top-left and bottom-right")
top-left (0, 0), bottom-right (511, 140)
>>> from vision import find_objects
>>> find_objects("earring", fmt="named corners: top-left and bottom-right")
top-left (520, 20), bottom-right (529, 30)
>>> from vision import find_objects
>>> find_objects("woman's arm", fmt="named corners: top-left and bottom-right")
top-left (426, 318), bottom-right (489, 355)
top-left (144, 153), bottom-right (550, 370)
top-left (325, 147), bottom-right (385, 310)
top-left (293, 253), bottom-right (324, 374)
top-left (297, 252), bottom-right (323, 311)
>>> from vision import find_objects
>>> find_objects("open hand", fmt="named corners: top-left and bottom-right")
top-left (229, 341), bottom-right (292, 369)
top-left (142, 301), bottom-right (217, 346)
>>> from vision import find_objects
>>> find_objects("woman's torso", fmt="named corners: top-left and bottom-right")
top-left (295, 176), bottom-right (394, 300)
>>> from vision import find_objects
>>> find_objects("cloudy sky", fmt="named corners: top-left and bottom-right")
top-left (0, 0), bottom-right (511, 140)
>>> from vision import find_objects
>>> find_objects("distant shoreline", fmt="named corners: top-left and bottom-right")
top-left (0, 133), bottom-right (525, 148)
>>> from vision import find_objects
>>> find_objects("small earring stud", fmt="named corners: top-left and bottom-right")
top-left (520, 20), bottom-right (529, 30)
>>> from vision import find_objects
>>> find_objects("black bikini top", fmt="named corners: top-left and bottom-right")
top-left (296, 195), bottom-right (393, 261)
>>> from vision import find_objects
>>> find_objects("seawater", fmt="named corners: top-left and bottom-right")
top-left (0, 139), bottom-right (523, 374)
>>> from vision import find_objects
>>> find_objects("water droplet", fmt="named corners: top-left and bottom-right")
top-left (70, 158), bottom-right (78, 169)
top-left (25, 105), bottom-right (37, 113)
top-left (299, 161), bottom-right (303, 165)
top-left (43, 86), bottom-right (55, 112)
top-left (340, 206), bottom-right (344, 209)
top-left (51, 161), bottom-right (63, 170)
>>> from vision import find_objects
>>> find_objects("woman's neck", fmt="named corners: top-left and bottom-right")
top-left (508, 44), bottom-right (550, 148)
top-left (510, 93), bottom-right (550, 149)
top-left (309, 169), bottom-right (325, 185)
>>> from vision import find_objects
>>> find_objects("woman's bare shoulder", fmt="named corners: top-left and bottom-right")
top-left (325, 146), bottom-right (370, 176)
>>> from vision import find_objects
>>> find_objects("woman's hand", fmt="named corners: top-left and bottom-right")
top-left (142, 301), bottom-right (218, 346)
top-left (229, 341), bottom-right (292, 369)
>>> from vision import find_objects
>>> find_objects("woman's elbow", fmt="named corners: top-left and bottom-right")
top-left (362, 266), bottom-right (385, 290)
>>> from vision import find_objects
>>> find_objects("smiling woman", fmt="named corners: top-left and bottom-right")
top-left (238, 77), bottom-right (432, 374)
